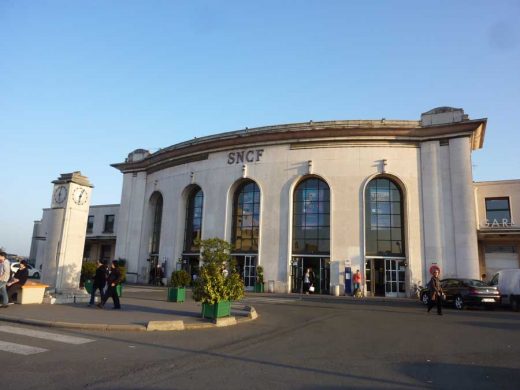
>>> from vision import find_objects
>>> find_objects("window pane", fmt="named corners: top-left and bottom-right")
top-left (486, 199), bottom-right (509, 210)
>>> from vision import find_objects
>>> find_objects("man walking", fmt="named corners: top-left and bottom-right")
top-left (89, 260), bottom-right (107, 306)
top-left (97, 260), bottom-right (122, 310)
top-left (0, 251), bottom-right (11, 308)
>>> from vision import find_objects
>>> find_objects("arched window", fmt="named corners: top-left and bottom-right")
top-left (365, 178), bottom-right (404, 256)
top-left (232, 180), bottom-right (260, 252)
top-left (150, 192), bottom-right (163, 256)
top-left (292, 178), bottom-right (330, 255)
top-left (183, 186), bottom-right (203, 253)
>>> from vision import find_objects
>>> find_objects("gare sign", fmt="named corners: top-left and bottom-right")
top-left (482, 219), bottom-right (516, 228)
top-left (227, 149), bottom-right (264, 164)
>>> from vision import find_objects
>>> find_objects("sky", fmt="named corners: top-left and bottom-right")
top-left (1, 0), bottom-right (519, 256)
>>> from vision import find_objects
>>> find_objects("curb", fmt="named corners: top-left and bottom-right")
top-left (0, 305), bottom-right (258, 332)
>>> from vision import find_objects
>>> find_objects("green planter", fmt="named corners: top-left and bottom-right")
top-left (201, 301), bottom-right (231, 319)
top-left (254, 282), bottom-right (264, 293)
top-left (167, 287), bottom-right (186, 302)
top-left (84, 279), bottom-right (93, 294)
top-left (116, 284), bottom-right (123, 297)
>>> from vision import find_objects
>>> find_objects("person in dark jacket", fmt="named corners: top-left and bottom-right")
top-left (88, 260), bottom-right (107, 306)
top-left (427, 269), bottom-right (444, 315)
top-left (7, 259), bottom-right (30, 303)
top-left (98, 260), bottom-right (122, 309)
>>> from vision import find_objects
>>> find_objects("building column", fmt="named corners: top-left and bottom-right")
top-left (449, 137), bottom-right (479, 278)
top-left (420, 141), bottom-right (444, 280)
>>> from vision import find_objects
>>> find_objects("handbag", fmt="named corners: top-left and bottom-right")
top-left (309, 285), bottom-right (315, 292)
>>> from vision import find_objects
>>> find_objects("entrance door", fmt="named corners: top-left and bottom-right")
top-left (365, 258), bottom-right (405, 297)
top-left (385, 259), bottom-right (406, 297)
top-left (291, 257), bottom-right (330, 294)
top-left (236, 255), bottom-right (257, 290)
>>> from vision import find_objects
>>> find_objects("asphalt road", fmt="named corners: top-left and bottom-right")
top-left (1, 296), bottom-right (519, 389)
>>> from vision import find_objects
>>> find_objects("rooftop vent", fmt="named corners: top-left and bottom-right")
top-left (127, 149), bottom-right (151, 163)
top-left (421, 107), bottom-right (468, 126)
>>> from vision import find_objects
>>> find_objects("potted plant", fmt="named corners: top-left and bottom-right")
top-left (192, 238), bottom-right (245, 319)
top-left (80, 261), bottom-right (97, 293)
top-left (168, 269), bottom-right (190, 302)
top-left (255, 265), bottom-right (265, 293)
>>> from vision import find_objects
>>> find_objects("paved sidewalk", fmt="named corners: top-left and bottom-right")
top-left (0, 284), bottom-right (422, 332)
top-left (0, 285), bottom-right (256, 331)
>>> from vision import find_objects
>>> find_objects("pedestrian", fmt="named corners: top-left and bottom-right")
top-left (302, 267), bottom-right (315, 294)
top-left (97, 260), bottom-right (122, 310)
top-left (353, 269), bottom-right (362, 297)
top-left (88, 260), bottom-right (107, 307)
top-left (427, 269), bottom-right (444, 315)
top-left (0, 251), bottom-right (10, 308)
top-left (7, 259), bottom-right (29, 303)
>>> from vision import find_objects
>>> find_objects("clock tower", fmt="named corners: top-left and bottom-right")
top-left (41, 172), bottom-right (93, 299)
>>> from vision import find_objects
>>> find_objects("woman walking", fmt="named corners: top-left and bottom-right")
top-left (427, 269), bottom-right (444, 315)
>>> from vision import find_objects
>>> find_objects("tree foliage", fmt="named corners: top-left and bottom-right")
top-left (192, 238), bottom-right (245, 304)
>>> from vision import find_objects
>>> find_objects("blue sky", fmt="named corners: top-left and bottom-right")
top-left (1, 0), bottom-right (519, 256)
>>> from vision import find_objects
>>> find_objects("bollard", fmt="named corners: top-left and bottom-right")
top-left (332, 285), bottom-right (340, 296)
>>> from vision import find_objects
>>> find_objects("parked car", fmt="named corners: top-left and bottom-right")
top-left (489, 269), bottom-right (520, 311)
top-left (10, 262), bottom-right (41, 279)
top-left (419, 278), bottom-right (500, 310)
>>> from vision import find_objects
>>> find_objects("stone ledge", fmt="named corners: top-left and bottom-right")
top-left (147, 320), bottom-right (185, 331)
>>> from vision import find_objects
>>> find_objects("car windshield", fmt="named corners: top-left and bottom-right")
top-left (464, 280), bottom-right (488, 287)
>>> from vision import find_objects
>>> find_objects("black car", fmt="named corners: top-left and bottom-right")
top-left (420, 278), bottom-right (500, 310)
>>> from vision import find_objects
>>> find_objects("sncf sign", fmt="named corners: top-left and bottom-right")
top-left (227, 149), bottom-right (264, 164)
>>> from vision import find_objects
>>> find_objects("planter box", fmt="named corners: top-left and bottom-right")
top-left (254, 282), bottom-right (264, 293)
top-left (167, 287), bottom-right (186, 302)
top-left (201, 301), bottom-right (231, 319)
top-left (84, 279), bottom-right (93, 294)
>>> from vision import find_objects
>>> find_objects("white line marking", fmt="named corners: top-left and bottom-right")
top-left (0, 340), bottom-right (48, 355)
top-left (0, 326), bottom-right (94, 345)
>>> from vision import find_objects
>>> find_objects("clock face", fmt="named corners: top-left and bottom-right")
top-left (54, 185), bottom-right (67, 204)
top-left (72, 187), bottom-right (88, 205)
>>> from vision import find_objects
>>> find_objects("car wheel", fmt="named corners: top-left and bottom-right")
top-left (421, 292), bottom-right (429, 305)
top-left (33, 272), bottom-right (40, 279)
top-left (454, 295), bottom-right (464, 310)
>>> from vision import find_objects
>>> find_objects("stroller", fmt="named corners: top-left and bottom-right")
top-left (353, 287), bottom-right (363, 298)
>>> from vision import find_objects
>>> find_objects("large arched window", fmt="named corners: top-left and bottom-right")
top-left (150, 192), bottom-right (163, 256)
top-left (232, 180), bottom-right (260, 252)
top-left (292, 177), bottom-right (330, 255)
top-left (365, 177), bottom-right (404, 256)
top-left (183, 186), bottom-right (203, 253)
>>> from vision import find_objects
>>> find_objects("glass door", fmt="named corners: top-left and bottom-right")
top-left (243, 255), bottom-right (257, 290)
top-left (384, 259), bottom-right (406, 297)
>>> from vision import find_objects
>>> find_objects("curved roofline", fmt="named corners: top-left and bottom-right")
top-left (112, 117), bottom-right (487, 174)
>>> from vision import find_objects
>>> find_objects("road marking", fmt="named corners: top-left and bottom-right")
top-left (0, 340), bottom-right (48, 355)
top-left (0, 326), bottom-right (94, 345)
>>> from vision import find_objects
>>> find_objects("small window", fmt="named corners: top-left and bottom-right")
top-left (103, 215), bottom-right (115, 233)
top-left (485, 198), bottom-right (511, 223)
top-left (86, 216), bottom-right (94, 233)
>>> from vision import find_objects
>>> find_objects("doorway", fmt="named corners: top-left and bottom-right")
top-left (365, 258), bottom-right (406, 297)
top-left (234, 255), bottom-right (257, 290)
top-left (291, 256), bottom-right (330, 294)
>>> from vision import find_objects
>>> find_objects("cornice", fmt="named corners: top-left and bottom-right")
top-left (111, 118), bottom-right (487, 174)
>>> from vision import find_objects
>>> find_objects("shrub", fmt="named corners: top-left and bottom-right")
top-left (192, 238), bottom-right (245, 304)
top-left (170, 270), bottom-right (191, 288)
